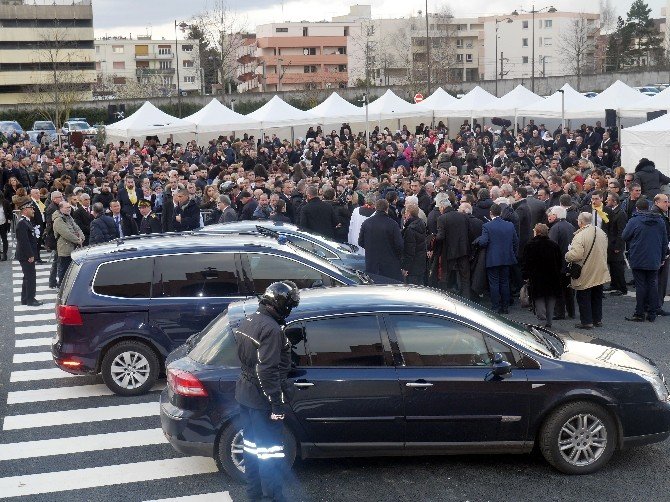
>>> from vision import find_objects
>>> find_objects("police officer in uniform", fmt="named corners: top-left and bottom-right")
top-left (15, 198), bottom-right (42, 306)
top-left (138, 200), bottom-right (162, 234)
top-left (235, 281), bottom-right (300, 502)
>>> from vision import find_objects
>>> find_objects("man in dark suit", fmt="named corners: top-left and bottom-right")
top-left (117, 177), bottom-right (140, 222)
top-left (512, 187), bottom-right (532, 253)
top-left (434, 198), bottom-right (471, 297)
top-left (172, 189), bottom-right (201, 232)
top-left (138, 200), bottom-right (162, 234)
top-left (475, 203), bottom-right (519, 314)
top-left (358, 199), bottom-right (403, 282)
top-left (29, 188), bottom-right (45, 263)
top-left (298, 185), bottom-right (338, 239)
top-left (15, 199), bottom-right (42, 306)
top-left (109, 200), bottom-right (138, 238)
top-left (72, 193), bottom-right (94, 246)
top-left (605, 192), bottom-right (628, 296)
top-left (525, 193), bottom-right (547, 227)
top-left (238, 190), bottom-right (258, 221)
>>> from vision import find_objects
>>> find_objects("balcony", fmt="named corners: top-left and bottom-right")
top-left (135, 68), bottom-right (175, 77)
top-left (262, 54), bottom-right (347, 66)
top-left (237, 54), bottom-right (258, 65)
top-left (237, 71), bottom-right (258, 83)
top-left (264, 71), bottom-right (347, 85)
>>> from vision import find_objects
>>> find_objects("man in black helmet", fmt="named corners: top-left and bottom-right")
top-left (235, 281), bottom-right (300, 502)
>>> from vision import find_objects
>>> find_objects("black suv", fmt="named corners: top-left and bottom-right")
top-left (52, 233), bottom-right (368, 396)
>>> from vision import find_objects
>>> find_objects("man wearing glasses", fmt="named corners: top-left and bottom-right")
top-left (652, 194), bottom-right (670, 316)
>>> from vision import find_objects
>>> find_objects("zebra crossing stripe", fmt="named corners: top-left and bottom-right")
top-left (14, 303), bottom-right (55, 312)
top-left (15, 324), bottom-right (56, 335)
top-left (10, 367), bottom-right (80, 383)
top-left (0, 456), bottom-right (218, 498)
top-left (0, 428), bottom-right (168, 461)
top-left (144, 492), bottom-right (234, 502)
top-left (13, 293), bottom-right (57, 303)
top-left (12, 351), bottom-right (52, 363)
top-left (7, 382), bottom-right (164, 405)
top-left (12, 285), bottom-right (53, 294)
top-left (3, 402), bottom-right (159, 430)
top-left (15, 337), bottom-right (52, 348)
top-left (14, 313), bottom-right (55, 323)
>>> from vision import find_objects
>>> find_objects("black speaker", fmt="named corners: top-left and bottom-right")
top-left (107, 104), bottom-right (117, 123)
top-left (647, 110), bottom-right (667, 121)
top-left (605, 109), bottom-right (616, 128)
top-left (491, 117), bottom-right (512, 128)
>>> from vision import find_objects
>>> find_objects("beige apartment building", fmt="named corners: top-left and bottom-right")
top-left (95, 36), bottom-right (202, 97)
top-left (0, 0), bottom-right (95, 105)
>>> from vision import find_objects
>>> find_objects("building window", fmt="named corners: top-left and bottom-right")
top-left (456, 38), bottom-right (463, 48)
top-left (465, 54), bottom-right (473, 63)
top-left (276, 27), bottom-right (288, 33)
top-left (522, 38), bottom-right (528, 47)
top-left (544, 20), bottom-right (552, 28)
top-left (95, 45), bottom-right (100, 53)
top-left (162, 76), bottom-right (173, 87)
top-left (113, 77), bottom-right (126, 84)
top-left (539, 37), bottom-right (543, 46)
top-left (543, 37), bottom-right (552, 46)
top-left (184, 75), bottom-right (195, 83)
top-left (158, 45), bottom-right (172, 55)
top-left (182, 44), bottom-right (194, 52)
top-left (135, 45), bottom-right (148, 56)
top-left (303, 47), bottom-right (316, 55)
top-left (95, 62), bottom-right (101, 70)
top-left (522, 56), bottom-right (529, 64)
top-left (112, 45), bottom-right (123, 54)
top-left (182, 60), bottom-right (194, 68)
top-left (337, 46), bottom-right (346, 54)
top-left (456, 54), bottom-right (463, 62)
top-left (522, 20), bottom-right (529, 29)
top-left (456, 24), bottom-right (466, 30)
top-left (304, 65), bottom-right (317, 73)
top-left (159, 60), bottom-right (173, 69)
top-left (303, 27), bottom-right (308, 36)
top-left (338, 64), bottom-right (347, 72)
top-left (542, 56), bottom-right (551, 64)
top-left (112, 61), bottom-right (125, 70)
top-left (344, 27), bottom-right (349, 36)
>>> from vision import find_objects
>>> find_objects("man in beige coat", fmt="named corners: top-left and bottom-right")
top-left (566, 212), bottom-right (611, 330)
top-left (53, 201), bottom-right (84, 286)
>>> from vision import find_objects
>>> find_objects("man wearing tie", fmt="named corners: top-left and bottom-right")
top-left (15, 198), bottom-right (42, 307)
top-left (29, 188), bottom-right (45, 263)
top-left (109, 200), bottom-right (138, 238)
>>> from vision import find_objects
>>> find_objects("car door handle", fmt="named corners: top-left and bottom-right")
top-left (293, 381), bottom-right (314, 388)
top-left (406, 382), bottom-right (433, 388)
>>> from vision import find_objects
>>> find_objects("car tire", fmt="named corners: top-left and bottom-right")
top-left (101, 340), bottom-right (159, 396)
top-left (539, 400), bottom-right (617, 474)
top-left (216, 418), bottom-right (297, 482)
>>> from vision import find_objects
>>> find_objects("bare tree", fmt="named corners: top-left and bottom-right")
top-left (24, 21), bottom-right (94, 128)
top-left (191, 0), bottom-right (249, 93)
top-left (600, 0), bottom-right (617, 34)
top-left (94, 74), bottom-right (169, 100)
top-left (557, 17), bottom-right (598, 90)
top-left (349, 19), bottom-right (379, 91)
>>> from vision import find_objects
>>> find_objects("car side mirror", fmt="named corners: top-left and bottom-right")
top-left (492, 353), bottom-right (512, 377)
top-left (310, 279), bottom-right (324, 288)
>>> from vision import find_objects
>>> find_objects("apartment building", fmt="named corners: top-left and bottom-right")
top-left (481, 11), bottom-right (600, 83)
top-left (94, 35), bottom-right (202, 97)
top-left (0, 0), bottom-right (95, 105)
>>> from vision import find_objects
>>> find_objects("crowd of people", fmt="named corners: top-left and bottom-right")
top-left (1, 118), bottom-right (669, 324)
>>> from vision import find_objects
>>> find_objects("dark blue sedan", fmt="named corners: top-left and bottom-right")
top-left (160, 286), bottom-right (670, 477)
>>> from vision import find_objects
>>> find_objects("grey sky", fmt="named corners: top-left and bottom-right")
top-left (93, 0), bottom-right (668, 38)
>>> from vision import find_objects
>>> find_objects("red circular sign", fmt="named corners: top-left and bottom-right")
top-left (414, 93), bottom-right (424, 103)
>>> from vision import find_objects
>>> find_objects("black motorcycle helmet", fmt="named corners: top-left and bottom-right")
top-left (259, 281), bottom-right (300, 318)
top-left (219, 180), bottom-right (235, 194)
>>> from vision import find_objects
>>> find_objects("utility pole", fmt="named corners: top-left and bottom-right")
top-left (499, 52), bottom-right (505, 80)
top-left (425, 0), bottom-right (431, 95)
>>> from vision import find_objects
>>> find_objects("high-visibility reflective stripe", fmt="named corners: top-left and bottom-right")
top-left (243, 439), bottom-right (256, 448)
top-left (256, 452), bottom-right (285, 459)
top-left (255, 445), bottom-right (283, 454)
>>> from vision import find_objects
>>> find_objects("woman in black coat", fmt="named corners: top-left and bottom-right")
top-left (634, 158), bottom-right (670, 198)
top-left (521, 223), bottom-right (563, 327)
top-left (401, 205), bottom-right (427, 286)
top-left (0, 192), bottom-right (11, 260)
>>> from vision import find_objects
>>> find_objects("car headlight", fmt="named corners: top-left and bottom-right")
top-left (639, 373), bottom-right (670, 402)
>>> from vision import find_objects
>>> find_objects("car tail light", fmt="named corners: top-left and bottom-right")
top-left (56, 305), bottom-right (83, 326)
top-left (60, 359), bottom-right (82, 368)
top-left (167, 368), bottom-right (208, 397)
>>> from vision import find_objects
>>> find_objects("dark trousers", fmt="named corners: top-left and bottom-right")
top-left (49, 248), bottom-right (59, 287)
top-left (239, 404), bottom-right (286, 502)
top-left (20, 260), bottom-right (36, 304)
top-left (441, 256), bottom-right (471, 299)
top-left (487, 265), bottom-right (510, 311)
top-left (658, 259), bottom-right (669, 311)
top-left (0, 223), bottom-right (8, 255)
top-left (57, 255), bottom-right (72, 285)
top-left (632, 269), bottom-right (659, 318)
top-left (576, 285), bottom-right (604, 325)
top-left (608, 259), bottom-right (627, 293)
top-left (554, 276), bottom-right (575, 318)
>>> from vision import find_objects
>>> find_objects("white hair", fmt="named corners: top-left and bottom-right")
top-left (550, 206), bottom-right (567, 219)
top-left (434, 192), bottom-right (450, 208)
top-left (578, 211), bottom-right (593, 226)
top-left (405, 195), bottom-right (419, 207)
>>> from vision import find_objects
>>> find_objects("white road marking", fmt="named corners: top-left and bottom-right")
top-left (13, 285), bottom-right (53, 294)
top-left (14, 313), bottom-right (55, 323)
top-left (12, 351), bottom-right (52, 363)
top-left (145, 492), bottom-right (234, 502)
top-left (13, 277), bottom-right (49, 285)
top-left (15, 324), bottom-right (56, 335)
top-left (14, 302), bottom-right (55, 312)
top-left (0, 428), bottom-right (168, 461)
top-left (13, 293), bottom-right (57, 302)
top-left (10, 367), bottom-right (80, 383)
top-left (0, 456), bottom-right (218, 498)
top-left (3, 402), bottom-right (159, 430)
top-left (15, 337), bottom-right (52, 348)
top-left (7, 382), bottom-right (165, 404)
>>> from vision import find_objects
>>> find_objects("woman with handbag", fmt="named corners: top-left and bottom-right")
top-left (521, 224), bottom-right (563, 328)
top-left (565, 212), bottom-right (611, 330)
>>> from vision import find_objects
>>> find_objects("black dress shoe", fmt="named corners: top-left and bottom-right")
top-left (575, 323), bottom-right (594, 330)
top-left (625, 315), bottom-right (645, 322)
top-left (609, 290), bottom-right (624, 296)
top-left (27, 300), bottom-right (43, 307)
top-left (552, 315), bottom-right (566, 320)
top-left (656, 309), bottom-right (669, 316)
top-left (594, 321), bottom-right (603, 327)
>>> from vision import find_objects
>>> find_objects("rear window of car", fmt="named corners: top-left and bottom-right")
top-left (153, 253), bottom-right (241, 297)
top-left (93, 258), bottom-right (153, 298)
top-left (189, 313), bottom-right (240, 366)
top-left (60, 262), bottom-right (81, 304)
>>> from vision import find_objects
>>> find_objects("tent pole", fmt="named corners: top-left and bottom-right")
top-left (617, 111), bottom-right (621, 148)
top-left (291, 126), bottom-right (295, 143)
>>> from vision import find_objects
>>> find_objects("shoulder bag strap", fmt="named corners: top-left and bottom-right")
top-left (582, 227), bottom-right (598, 266)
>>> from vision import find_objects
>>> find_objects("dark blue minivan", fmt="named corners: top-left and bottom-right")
top-left (52, 233), bottom-right (369, 395)
top-left (161, 286), bottom-right (670, 477)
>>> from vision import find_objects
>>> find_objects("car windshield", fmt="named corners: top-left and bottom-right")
top-left (189, 312), bottom-right (240, 366)
top-left (34, 122), bottom-right (55, 130)
top-left (69, 122), bottom-right (91, 130)
top-left (1, 122), bottom-right (22, 133)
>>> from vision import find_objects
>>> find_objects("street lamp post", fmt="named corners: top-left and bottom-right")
top-left (174, 20), bottom-right (189, 117)
top-left (512, 5), bottom-right (556, 93)
top-left (425, 0), bottom-right (430, 95)
top-left (494, 17), bottom-right (513, 97)
top-left (277, 58), bottom-right (284, 92)
top-left (557, 88), bottom-right (565, 130)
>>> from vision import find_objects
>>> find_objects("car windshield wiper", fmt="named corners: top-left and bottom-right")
top-left (529, 326), bottom-right (560, 358)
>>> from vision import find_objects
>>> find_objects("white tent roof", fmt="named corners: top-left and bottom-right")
top-left (517, 83), bottom-right (601, 119)
top-left (481, 85), bottom-right (543, 117)
top-left (246, 95), bottom-right (316, 128)
top-left (366, 90), bottom-right (425, 120)
top-left (183, 98), bottom-right (257, 134)
top-left (590, 80), bottom-right (646, 112)
top-left (439, 86), bottom-right (498, 117)
top-left (620, 85), bottom-right (668, 118)
top-left (621, 113), bottom-right (670, 175)
top-left (308, 92), bottom-right (365, 124)
top-left (105, 102), bottom-right (194, 140)
top-left (415, 87), bottom-right (459, 113)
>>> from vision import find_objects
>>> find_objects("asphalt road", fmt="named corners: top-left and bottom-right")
top-left (0, 251), bottom-right (668, 502)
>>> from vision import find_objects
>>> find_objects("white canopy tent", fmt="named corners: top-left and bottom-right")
top-left (481, 85), bottom-right (543, 118)
top-left (587, 80), bottom-right (648, 117)
top-left (184, 98), bottom-right (257, 134)
top-left (308, 92), bottom-right (365, 124)
top-left (246, 95), bottom-right (316, 129)
top-left (620, 85), bottom-right (670, 118)
top-left (366, 90), bottom-right (424, 121)
top-left (621, 113), bottom-right (670, 175)
top-left (105, 102), bottom-right (195, 143)
top-left (439, 86), bottom-right (498, 118)
top-left (415, 87), bottom-right (459, 113)
top-left (517, 84), bottom-right (601, 119)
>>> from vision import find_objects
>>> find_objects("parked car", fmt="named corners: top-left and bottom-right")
top-left (0, 121), bottom-right (24, 137)
top-left (61, 119), bottom-right (97, 136)
top-left (653, 83), bottom-right (670, 91)
top-left (199, 221), bottom-right (365, 271)
top-left (161, 285), bottom-right (670, 477)
top-left (27, 120), bottom-right (58, 144)
top-left (51, 232), bottom-right (371, 396)
top-left (581, 91), bottom-right (598, 98)
top-left (634, 86), bottom-right (660, 97)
